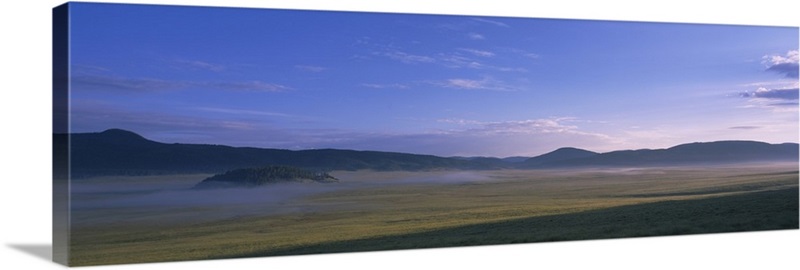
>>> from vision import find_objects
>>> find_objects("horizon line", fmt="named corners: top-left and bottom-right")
top-left (60, 128), bottom-right (800, 159)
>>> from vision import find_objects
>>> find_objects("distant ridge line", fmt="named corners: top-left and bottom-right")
top-left (62, 129), bottom-right (799, 177)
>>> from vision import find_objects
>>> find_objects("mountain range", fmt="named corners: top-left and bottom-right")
top-left (61, 129), bottom-right (798, 177)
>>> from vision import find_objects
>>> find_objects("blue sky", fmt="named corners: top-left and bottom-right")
top-left (67, 3), bottom-right (799, 157)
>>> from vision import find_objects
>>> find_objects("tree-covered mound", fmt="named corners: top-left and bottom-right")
top-left (195, 165), bottom-right (339, 189)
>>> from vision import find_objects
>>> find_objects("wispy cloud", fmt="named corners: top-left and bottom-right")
top-left (68, 99), bottom-right (337, 150)
top-left (307, 117), bottom-right (615, 157)
top-left (294, 65), bottom-right (327, 72)
top-left (70, 99), bottom-right (261, 134)
top-left (467, 32), bottom-right (485, 40)
top-left (435, 77), bottom-right (517, 91)
top-left (507, 48), bottom-right (540, 60)
top-left (378, 50), bottom-right (436, 64)
top-left (366, 44), bottom-right (523, 72)
top-left (767, 64), bottom-right (799, 79)
top-left (492, 66), bottom-right (528, 72)
top-left (487, 120), bottom-right (573, 135)
top-left (764, 50), bottom-right (799, 65)
top-left (438, 52), bottom-right (526, 72)
top-left (739, 80), bottom-right (798, 88)
top-left (444, 79), bottom-right (486, 89)
top-left (360, 83), bottom-right (409, 89)
top-left (729, 126), bottom-right (761, 130)
top-left (457, 48), bottom-right (495, 57)
top-left (736, 87), bottom-right (799, 112)
top-left (194, 107), bottom-right (295, 118)
top-left (768, 102), bottom-right (800, 107)
top-left (174, 60), bottom-right (226, 72)
top-left (422, 117), bottom-right (614, 155)
top-left (72, 75), bottom-right (189, 92)
top-left (523, 53), bottom-right (540, 59)
top-left (439, 54), bottom-right (483, 69)
top-left (462, 118), bottom-right (594, 136)
top-left (763, 50), bottom-right (799, 78)
top-left (437, 118), bottom-right (484, 125)
top-left (437, 117), bottom-right (578, 134)
top-left (71, 64), bottom-right (111, 74)
top-left (208, 81), bottom-right (290, 93)
top-left (471, 18), bottom-right (510, 28)
top-left (72, 74), bottom-right (289, 93)
top-left (739, 87), bottom-right (799, 100)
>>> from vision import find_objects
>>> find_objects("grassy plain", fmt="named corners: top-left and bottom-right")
top-left (68, 164), bottom-right (798, 266)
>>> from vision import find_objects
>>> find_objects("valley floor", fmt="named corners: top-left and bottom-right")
top-left (67, 164), bottom-right (799, 266)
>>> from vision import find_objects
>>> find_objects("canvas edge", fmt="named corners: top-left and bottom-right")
top-left (45, 1), bottom-right (800, 267)
top-left (52, 2), bottom-right (70, 266)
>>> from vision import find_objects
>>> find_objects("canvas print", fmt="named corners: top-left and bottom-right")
top-left (53, 2), bottom-right (799, 266)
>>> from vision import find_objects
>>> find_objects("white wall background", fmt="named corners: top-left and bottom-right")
top-left (1, 1), bottom-right (798, 269)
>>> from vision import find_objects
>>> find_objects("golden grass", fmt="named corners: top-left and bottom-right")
top-left (68, 165), bottom-right (798, 265)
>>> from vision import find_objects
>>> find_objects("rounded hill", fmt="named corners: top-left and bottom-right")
top-left (194, 165), bottom-right (339, 189)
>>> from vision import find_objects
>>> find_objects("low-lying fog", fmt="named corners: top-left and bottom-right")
top-left (69, 171), bottom-right (497, 226)
top-left (69, 163), bottom-right (797, 227)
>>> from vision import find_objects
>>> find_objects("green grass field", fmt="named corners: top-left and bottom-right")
top-left (68, 164), bottom-right (799, 266)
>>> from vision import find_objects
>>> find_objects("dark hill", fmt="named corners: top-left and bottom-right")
top-left (523, 147), bottom-right (598, 166)
top-left (501, 156), bottom-right (530, 163)
top-left (194, 165), bottom-right (338, 189)
top-left (70, 129), bottom-right (290, 177)
top-left (91, 128), bottom-right (151, 145)
top-left (67, 129), bottom-right (497, 177)
top-left (546, 141), bottom-right (798, 167)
